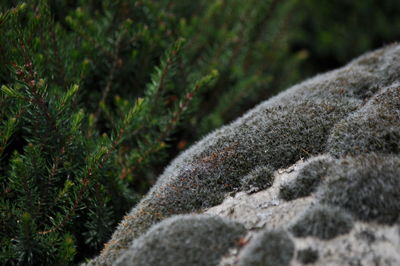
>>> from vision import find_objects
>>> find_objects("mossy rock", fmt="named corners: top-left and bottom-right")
top-left (296, 248), bottom-right (319, 264)
top-left (114, 215), bottom-right (246, 266)
top-left (237, 230), bottom-right (295, 266)
top-left (319, 154), bottom-right (400, 224)
top-left (241, 166), bottom-right (274, 193)
top-left (90, 44), bottom-right (400, 265)
top-left (279, 157), bottom-right (332, 201)
top-left (328, 85), bottom-right (400, 157)
top-left (290, 204), bottom-right (354, 240)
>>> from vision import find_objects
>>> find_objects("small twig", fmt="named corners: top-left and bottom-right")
top-left (0, 187), bottom-right (12, 197)
top-left (16, 41), bottom-right (59, 136)
top-left (50, 29), bottom-right (67, 87)
top-left (93, 59), bottom-right (119, 124)
top-left (153, 59), bottom-right (172, 105)
top-left (93, 35), bottom-right (124, 124)
top-left (177, 56), bottom-right (188, 91)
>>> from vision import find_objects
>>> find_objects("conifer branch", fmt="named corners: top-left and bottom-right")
top-left (38, 176), bottom-right (89, 235)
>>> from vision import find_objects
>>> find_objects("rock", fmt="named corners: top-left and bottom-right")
top-left (209, 158), bottom-right (400, 266)
top-left (88, 44), bottom-right (400, 265)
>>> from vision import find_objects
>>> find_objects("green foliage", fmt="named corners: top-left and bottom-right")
top-left (0, 0), bottom-right (299, 264)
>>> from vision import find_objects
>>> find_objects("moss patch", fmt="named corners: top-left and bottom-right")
top-left (327, 86), bottom-right (400, 157)
top-left (237, 230), bottom-right (295, 266)
top-left (297, 248), bottom-right (319, 264)
top-left (279, 158), bottom-right (332, 201)
top-left (319, 154), bottom-right (400, 224)
top-left (241, 166), bottom-right (274, 193)
top-left (115, 215), bottom-right (246, 266)
top-left (291, 204), bottom-right (354, 240)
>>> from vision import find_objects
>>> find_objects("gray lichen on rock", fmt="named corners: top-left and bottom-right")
top-left (88, 44), bottom-right (400, 265)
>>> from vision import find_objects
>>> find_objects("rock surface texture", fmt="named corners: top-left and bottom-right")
top-left (89, 44), bottom-right (400, 266)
